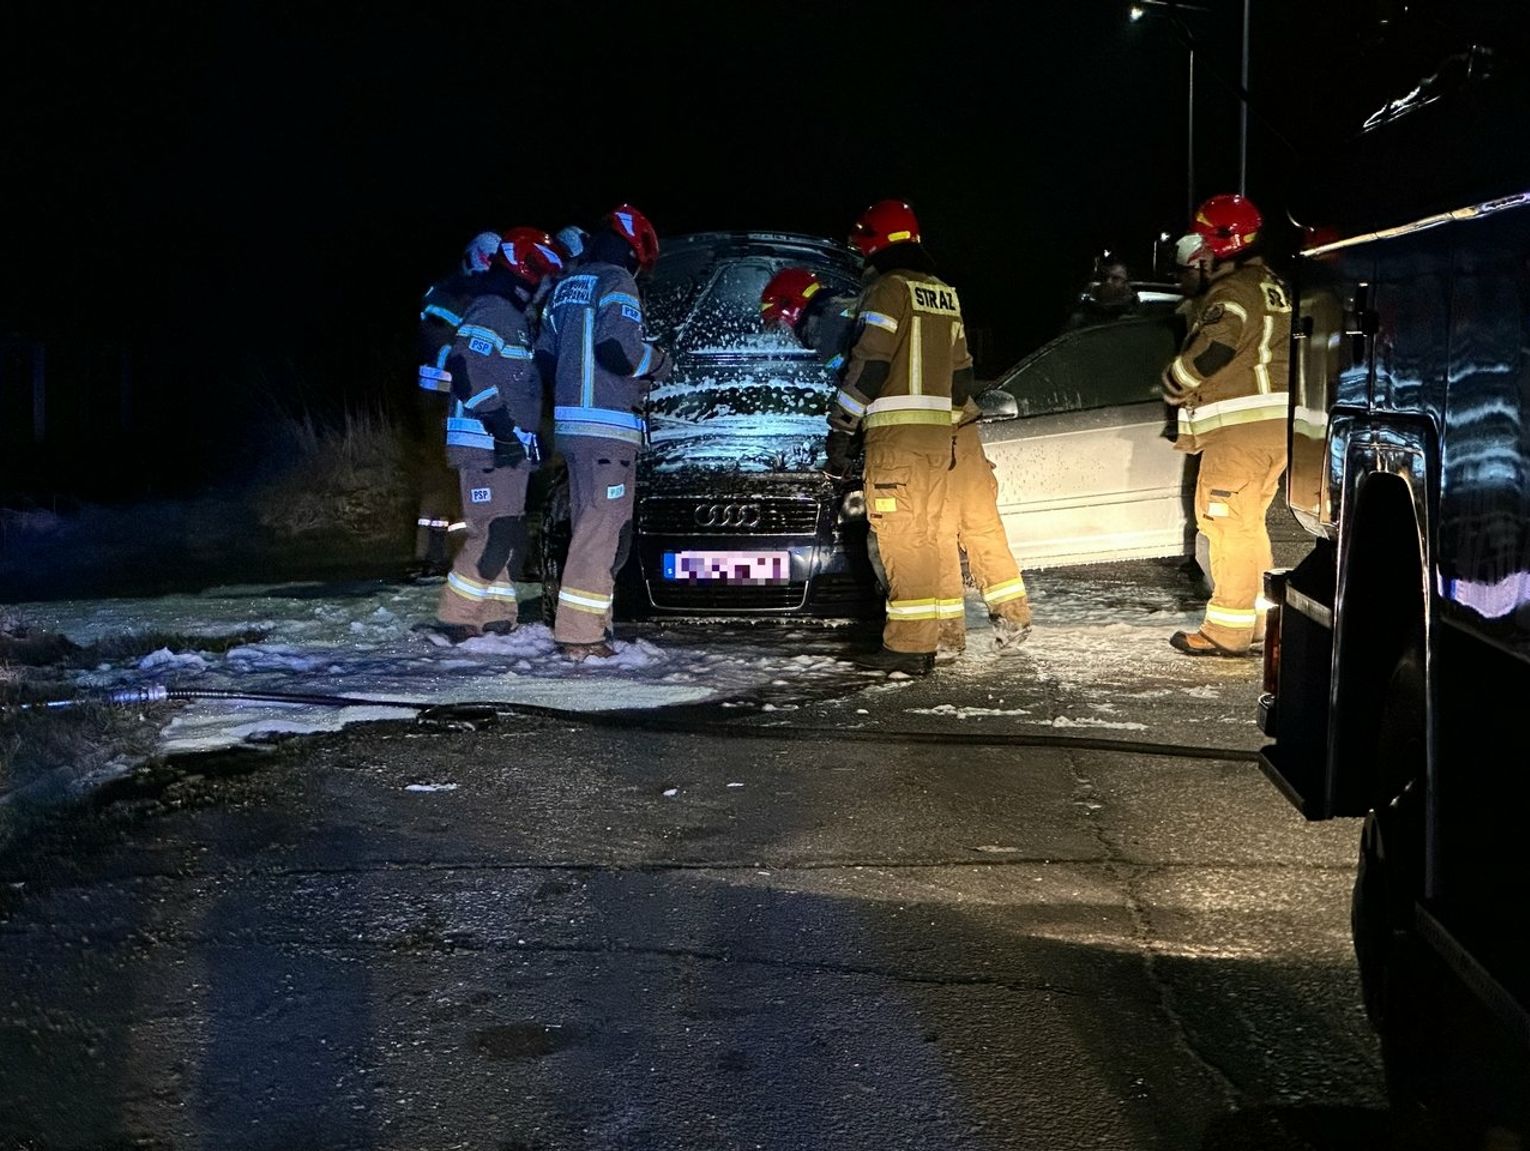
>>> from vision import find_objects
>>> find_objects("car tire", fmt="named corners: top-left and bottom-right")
top-left (1353, 643), bottom-right (1527, 1145)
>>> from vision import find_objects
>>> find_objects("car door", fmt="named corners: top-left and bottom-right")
top-left (979, 314), bottom-right (1193, 567)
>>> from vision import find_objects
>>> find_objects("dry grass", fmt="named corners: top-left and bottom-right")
top-left (253, 407), bottom-right (415, 542)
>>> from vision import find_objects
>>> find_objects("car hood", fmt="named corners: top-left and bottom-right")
top-left (647, 414), bottom-right (826, 474)
top-left (644, 362), bottom-right (832, 475)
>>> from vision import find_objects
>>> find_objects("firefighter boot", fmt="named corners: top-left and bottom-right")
top-left (855, 646), bottom-right (935, 676)
top-left (990, 597), bottom-right (1033, 655)
top-left (936, 619), bottom-right (966, 666)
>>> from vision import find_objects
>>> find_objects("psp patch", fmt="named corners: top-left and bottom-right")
top-left (1201, 303), bottom-right (1225, 325)
top-left (468, 337), bottom-right (493, 356)
top-left (607, 483), bottom-right (626, 500)
top-left (620, 304), bottom-right (642, 324)
top-left (470, 487), bottom-right (492, 504)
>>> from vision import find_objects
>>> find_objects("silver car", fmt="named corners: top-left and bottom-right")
top-left (975, 305), bottom-right (1198, 568)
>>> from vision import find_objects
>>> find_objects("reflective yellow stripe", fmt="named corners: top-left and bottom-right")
top-left (1177, 392), bottom-right (1287, 435)
top-left (1254, 314), bottom-right (1275, 393)
top-left (1222, 301), bottom-right (1249, 323)
top-left (1170, 357), bottom-right (1200, 390)
top-left (887, 597), bottom-right (942, 620)
top-left (558, 587), bottom-right (612, 614)
top-left (935, 598), bottom-right (965, 619)
top-left (909, 315), bottom-right (923, 396)
top-left (864, 409), bottom-right (958, 428)
top-left (982, 577), bottom-right (1027, 606)
top-left (864, 392), bottom-right (951, 429)
top-left (446, 572), bottom-right (517, 602)
top-left (1205, 605), bottom-right (1257, 628)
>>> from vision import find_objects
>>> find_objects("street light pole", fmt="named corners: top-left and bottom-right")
top-left (1239, 0), bottom-right (1250, 193)
top-left (1187, 43), bottom-right (1196, 221)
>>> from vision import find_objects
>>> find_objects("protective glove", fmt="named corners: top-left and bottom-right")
top-left (482, 410), bottom-right (528, 468)
top-left (492, 435), bottom-right (527, 469)
top-left (823, 430), bottom-right (855, 480)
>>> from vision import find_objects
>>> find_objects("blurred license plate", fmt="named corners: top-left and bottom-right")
top-left (663, 550), bottom-right (791, 584)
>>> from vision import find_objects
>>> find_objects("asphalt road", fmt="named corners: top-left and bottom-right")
top-left (0, 558), bottom-right (1400, 1150)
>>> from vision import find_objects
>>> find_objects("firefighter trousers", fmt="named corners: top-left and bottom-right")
top-left (553, 439), bottom-right (637, 646)
top-left (412, 396), bottom-right (461, 565)
top-left (938, 422), bottom-right (1031, 650)
top-left (866, 440), bottom-right (951, 654)
top-left (1193, 436), bottom-right (1287, 651)
top-left (436, 464), bottom-right (529, 632)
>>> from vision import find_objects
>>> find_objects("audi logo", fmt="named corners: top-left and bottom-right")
top-left (694, 502), bottom-right (762, 529)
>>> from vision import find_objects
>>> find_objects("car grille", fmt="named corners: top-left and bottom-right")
top-left (640, 495), bottom-right (821, 536)
top-left (648, 581), bottom-right (809, 612)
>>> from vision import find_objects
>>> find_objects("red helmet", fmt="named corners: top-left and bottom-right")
top-left (850, 199), bottom-right (921, 258)
top-left (1191, 194), bottom-right (1263, 259)
top-left (759, 267), bottom-right (824, 332)
top-left (603, 203), bottom-right (660, 272)
top-left (496, 227), bottom-right (564, 286)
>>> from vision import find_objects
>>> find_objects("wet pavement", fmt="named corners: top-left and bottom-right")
top-left (0, 559), bottom-right (1399, 1150)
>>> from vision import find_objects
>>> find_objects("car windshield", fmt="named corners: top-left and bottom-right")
top-left (641, 237), bottom-right (861, 472)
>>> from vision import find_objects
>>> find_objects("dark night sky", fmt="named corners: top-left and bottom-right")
top-left (4, 0), bottom-right (1486, 495)
top-left (5, 3), bottom-right (1255, 366)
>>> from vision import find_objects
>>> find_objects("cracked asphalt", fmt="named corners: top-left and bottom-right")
top-left (0, 562), bottom-right (1396, 1150)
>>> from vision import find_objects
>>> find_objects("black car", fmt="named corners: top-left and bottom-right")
top-left (539, 232), bottom-right (882, 622)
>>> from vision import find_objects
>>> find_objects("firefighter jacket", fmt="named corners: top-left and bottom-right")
top-left (1164, 257), bottom-right (1291, 453)
top-left (417, 272), bottom-right (478, 398)
top-left (536, 260), bottom-right (664, 448)
top-left (835, 270), bottom-right (973, 455)
top-left (442, 287), bottom-right (540, 470)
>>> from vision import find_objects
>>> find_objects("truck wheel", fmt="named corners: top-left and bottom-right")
top-left (1352, 645), bottom-right (1426, 1029)
top-left (1353, 643), bottom-right (1524, 1142)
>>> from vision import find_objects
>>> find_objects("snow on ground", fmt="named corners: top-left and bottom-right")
top-left (13, 559), bottom-right (1258, 761)
top-left (15, 580), bottom-right (859, 755)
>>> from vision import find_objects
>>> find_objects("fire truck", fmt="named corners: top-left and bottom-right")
top-left (1256, 1), bottom-right (1530, 1133)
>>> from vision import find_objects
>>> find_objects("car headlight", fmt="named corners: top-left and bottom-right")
top-left (839, 489), bottom-right (866, 521)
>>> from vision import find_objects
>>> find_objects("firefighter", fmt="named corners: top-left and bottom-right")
top-left (759, 267), bottom-right (1032, 664)
top-left (411, 231), bottom-right (502, 577)
top-left (1162, 194), bottom-right (1291, 656)
top-left (831, 199), bottom-right (974, 676)
top-left (427, 228), bottom-right (563, 642)
top-left (535, 204), bottom-right (671, 661)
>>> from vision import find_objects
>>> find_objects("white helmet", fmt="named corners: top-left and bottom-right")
top-left (1174, 232), bottom-right (1208, 268)
top-left (461, 231), bottom-right (501, 275)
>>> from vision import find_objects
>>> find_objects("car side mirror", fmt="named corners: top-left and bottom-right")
top-left (976, 388), bottom-right (1019, 422)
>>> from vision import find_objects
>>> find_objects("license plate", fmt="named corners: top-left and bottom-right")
top-left (663, 550), bottom-right (791, 584)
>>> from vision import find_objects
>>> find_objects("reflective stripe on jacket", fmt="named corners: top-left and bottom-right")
top-left (1165, 258), bottom-right (1292, 453)
top-left (537, 261), bottom-right (659, 446)
top-left (443, 291), bottom-right (539, 469)
top-left (841, 270), bottom-right (972, 454)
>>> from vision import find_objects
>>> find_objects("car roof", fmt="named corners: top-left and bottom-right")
top-left (658, 231), bottom-right (862, 266)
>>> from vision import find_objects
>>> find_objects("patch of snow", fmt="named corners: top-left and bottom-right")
top-left (137, 648), bottom-right (209, 672)
top-left (1048, 715), bottom-right (1148, 732)
top-left (908, 703), bottom-right (1033, 719)
top-left (404, 782), bottom-right (458, 793)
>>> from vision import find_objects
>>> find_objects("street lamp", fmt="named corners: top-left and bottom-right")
top-left (1128, 0), bottom-right (1252, 207)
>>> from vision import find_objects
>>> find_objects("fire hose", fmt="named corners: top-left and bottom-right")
top-left (13, 684), bottom-right (1260, 763)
